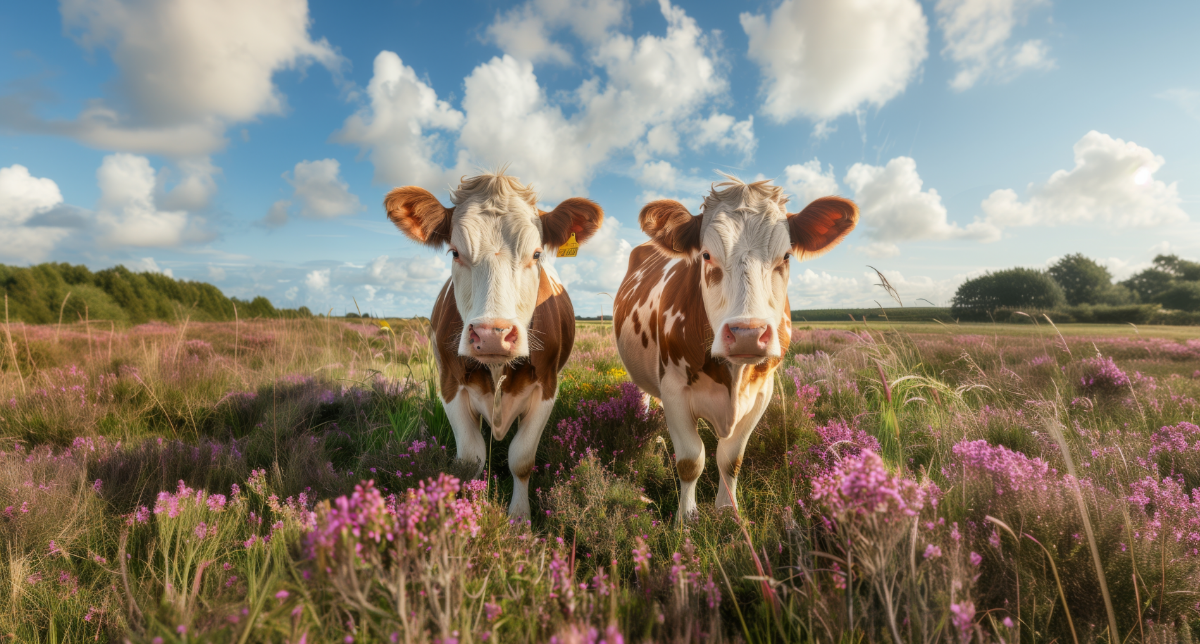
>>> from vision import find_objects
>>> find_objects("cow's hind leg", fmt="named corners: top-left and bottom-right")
top-left (663, 396), bottom-right (705, 522)
top-left (715, 379), bottom-right (774, 512)
top-left (506, 395), bottom-right (556, 519)
top-left (443, 389), bottom-right (487, 477)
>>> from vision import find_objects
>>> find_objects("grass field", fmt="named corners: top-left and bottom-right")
top-left (2, 314), bottom-right (1200, 642)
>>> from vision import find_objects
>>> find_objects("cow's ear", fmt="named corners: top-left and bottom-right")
top-left (787, 196), bottom-right (858, 259)
top-left (639, 199), bottom-right (702, 257)
top-left (541, 198), bottom-right (604, 248)
top-left (385, 187), bottom-right (454, 247)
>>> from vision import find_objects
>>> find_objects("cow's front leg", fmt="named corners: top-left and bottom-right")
top-left (715, 378), bottom-right (774, 512)
top-left (442, 388), bottom-right (487, 477)
top-left (662, 390), bottom-right (705, 522)
top-left (506, 394), bottom-right (556, 518)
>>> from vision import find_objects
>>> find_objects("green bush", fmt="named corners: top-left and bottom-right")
top-left (951, 268), bottom-right (1066, 316)
top-left (1157, 282), bottom-right (1200, 312)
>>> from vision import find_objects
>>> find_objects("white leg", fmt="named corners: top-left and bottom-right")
top-left (442, 389), bottom-right (487, 476)
top-left (662, 389), bottom-right (705, 522)
top-left (506, 395), bottom-right (556, 518)
top-left (715, 380), bottom-right (773, 511)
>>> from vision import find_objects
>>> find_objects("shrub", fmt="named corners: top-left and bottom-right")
top-left (1047, 253), bottom-right (1113, 306)
top-left (1158, 281), bottom-right (1200, 312)
top-left (951, 268), bottom-right (1066, 315)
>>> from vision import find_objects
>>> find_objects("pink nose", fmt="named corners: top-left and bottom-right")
top-left (467, 319), bottom-right (520, 358)
top-left (721, 319), bottom-right (772, 357)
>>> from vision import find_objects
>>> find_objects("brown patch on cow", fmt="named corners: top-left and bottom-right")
top-left (641, 332), bottom-right (648, 348)
top-left (676, 457), bottom-right (703, 482)
top-left (385, 187), bottom-right (454, 247)
top-left (705, 266), bottom-right (723, 288)
top-left (639, 200), bottom-right (702, 257)
top-left (788, 196), bottom-right (858, 259)
top-left (431, 267), bottom-right (575, 405)
top-left (541, 198), bottom-right (604, 247)
top-left (723, 456), bottom-right (743, 480)
top-left (631, 309), bottom-right (642, 335)
top-left (513, 461), bottom-right (534, 481)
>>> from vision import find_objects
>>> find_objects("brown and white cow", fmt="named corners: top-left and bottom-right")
top-left (385, 171), bottom-right (603, 517)
top-left (613, 177), bottom-right (856, 520)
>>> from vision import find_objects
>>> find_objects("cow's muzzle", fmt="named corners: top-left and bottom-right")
top-left (717, 318), bottom-right (773, 364)
top-left (465, 318), bottom-right (521, 364)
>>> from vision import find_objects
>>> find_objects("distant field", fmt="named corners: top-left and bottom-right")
top-left (791, 306), bottom-right (954, 322)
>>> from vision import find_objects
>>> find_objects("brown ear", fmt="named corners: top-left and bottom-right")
top-left (384, 186), bottom-right (454, 247)
top-left (541, 198), bottom-right (604, 248)
top-left (639, 199), bottom-right (702, 257)
top-left (787, 196), bottom-right (858, 258)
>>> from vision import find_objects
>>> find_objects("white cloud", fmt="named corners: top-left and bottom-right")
top-left (0, 163), bottom-right (71, 263)
top-left (95, 153), bottom-right (196, 247)
top-left (740, 0), bottom-right (928, 124)
top-left (857, 242), bottom-right (902, 259)
top-left (207, 264), bottom-right (227, 282)
top-left (486, 0), bottom-right (626, 65)
top-left (159, 157), bottom-right (220, 211)
top-left (844, 156), bottom-right (999, 248)
top-left (981, 131), bottom-right (1187, 229)
top-left (935, 0), bottom-right (1054, 91)
top-left (783, 159), bottom-right (840, 206)
top-left (55, 0), bottom-right (341, 153)
top-left (341, 1), bottom-right (750, 202)
top-left (285, 159), bottom-right (364, 219)
top-left (132, 257), bottom-right (173, 277)
top-left (789, 267), bottom-right (964, 310)
top-left (305, 269), bottom-right (330, 292)
top-left (335, 51), bottom-right (464, 188)
top-left (1157, 88), bottom-right (1200, 121)
top-left (262, 200), bottom-right (291, 229)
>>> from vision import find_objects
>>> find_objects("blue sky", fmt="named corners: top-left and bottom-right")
top-left (1, 0), bottom-right (1197, 317)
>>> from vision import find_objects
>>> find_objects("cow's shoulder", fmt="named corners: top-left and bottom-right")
top-left (657, 258), bottom-right (733, 392)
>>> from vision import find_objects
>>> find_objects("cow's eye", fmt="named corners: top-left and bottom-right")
top-left (533, 250), bottom-right (541, 260)
top-left (783, 253), bottom-right (792, 261)
top-left (702, 252), bottom-right (711, 261)
top-left (449, 249), bottom-right (460, 259)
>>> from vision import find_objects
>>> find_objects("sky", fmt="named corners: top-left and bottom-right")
top-left (1, 0), bottom-right (1198, 318)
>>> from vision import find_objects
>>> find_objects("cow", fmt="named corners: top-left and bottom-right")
top-left (613, 176), bottom-right (857, 521)
top-left (385, 171), bottom-right (603, 517)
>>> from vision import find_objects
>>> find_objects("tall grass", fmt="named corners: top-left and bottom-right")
top-left (1, 315), bottom-right (1199, 641)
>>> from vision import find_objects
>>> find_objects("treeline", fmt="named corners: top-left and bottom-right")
top-left (951, 254), bottom-right (1200, 323)
top-left (0, 263), bottom-right (311, 325)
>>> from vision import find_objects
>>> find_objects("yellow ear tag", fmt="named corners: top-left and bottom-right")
top-left (556, 232), bottom-right (580, 258)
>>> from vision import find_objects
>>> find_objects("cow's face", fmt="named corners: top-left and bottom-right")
top-left (386, 173), bottom-right (602, 365)
top-left (640, 180), bottom-right (857, 365)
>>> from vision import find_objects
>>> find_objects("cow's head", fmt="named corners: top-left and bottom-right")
top-left (640, 177), bottom-right (857, 365)
top-left (386, 172), bottom-right (602, 365)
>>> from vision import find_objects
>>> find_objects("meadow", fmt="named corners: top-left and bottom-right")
top-left (2, 311), bottom-right (1200, 643)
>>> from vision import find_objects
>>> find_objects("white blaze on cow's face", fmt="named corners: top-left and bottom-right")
top-left (638, 177), bottom-right (858, 366)
top-left (446, 188), bottom-right (543, 363)
top-left (698, 198), bottom-right (793, 364)
top-left (384, 172), bottom-right (603, 366)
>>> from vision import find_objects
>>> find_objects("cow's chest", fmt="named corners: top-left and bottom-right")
top-left (462, 367), bottom-right (545, 439)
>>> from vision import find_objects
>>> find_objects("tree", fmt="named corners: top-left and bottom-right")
top-left (1047, 253), bottom-right (1112, 305)
top-left (1153, 254), bottom-right (1200, 281)
top-left (951, 268), bottom-right (1067, 314)
top-left (1158, 282), bottom-right (1200, 312)
top-left (1120, 268), bottom-right (1175, 303)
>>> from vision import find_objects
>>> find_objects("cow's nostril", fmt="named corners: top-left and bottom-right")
top-left (758, 327), bottom-right (771, 343)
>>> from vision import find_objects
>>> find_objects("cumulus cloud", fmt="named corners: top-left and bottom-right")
top-left (285, 159), bottom-right (363, 220)
top-left (334, 52), bottom-right (464, 188)
top-left (789, 267), bottom-right (964, 310)
top-left (783, 159), bottom-right (840, 206)
top-left (305, 268), bottom-right (330, 292)
top-left (44, 0), bottom-right (342, 155)
top-left (339, 0), bottom-right (752, 202)
top-left (740, 0), bottom-right (928, 125)
top-left (844, 156), bottom-right (999, 249)
top-left (132, 257), bottom-right (173, 277)
top-left (936, 0), bottom-right (1053, 91)
top-left (981, 131), bottom-right (1187, 229)
top-left (0, 164), bottom-right (70, 262)
top-left (95, 153), bottom-right (210, 247)
top-left (486, 0), bottom-right (626, 65)
top-left (262, 200), bottom-right (291, 229)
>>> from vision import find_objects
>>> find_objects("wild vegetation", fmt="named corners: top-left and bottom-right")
top-left (1, 263), bottom-right (312, 325)
top-left (951, 254), bottom-right (1200, 325)
top-left (2, 312), bottom-right (1200, 642)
